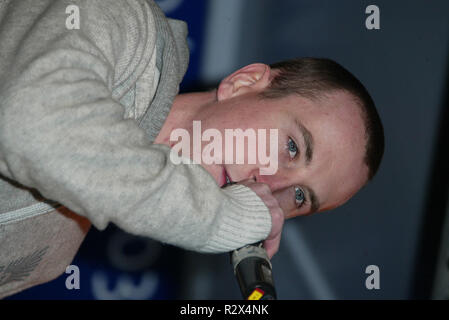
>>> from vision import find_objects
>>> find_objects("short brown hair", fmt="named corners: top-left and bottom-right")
top-left (261, 57), bottom-right (384, 181)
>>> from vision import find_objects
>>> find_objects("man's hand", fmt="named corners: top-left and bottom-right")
top-left (238, 178), bottom-right (285, 259)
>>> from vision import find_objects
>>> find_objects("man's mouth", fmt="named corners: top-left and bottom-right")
top-left (221, 168), bottom-right (232, 186)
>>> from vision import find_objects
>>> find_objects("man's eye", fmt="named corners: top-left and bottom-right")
top-left (287, 137), bottom-right (298, 159)
top-left (294, 186), bottom-right (306, 208)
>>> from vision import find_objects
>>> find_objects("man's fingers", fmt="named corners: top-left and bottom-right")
top-left (267, 208), bottom-right (283, 236)
top-left (237, 179), bottom-right (285, 258)
top-left (264, 233), bottom-right (281, 259)
top-left (265, 207), bottom-right (284, 258)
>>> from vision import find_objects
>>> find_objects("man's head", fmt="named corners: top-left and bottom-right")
top-left (261, 58), bottom-right (384, 183)
top-left (161, 57), bottom-right (384, 219)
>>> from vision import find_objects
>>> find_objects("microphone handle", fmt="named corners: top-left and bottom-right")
top-left (230, 242), bottom-right (277, 300)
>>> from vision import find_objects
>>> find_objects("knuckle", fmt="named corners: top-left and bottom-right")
top-left (266, 197), bottom-right (276, 207)
top-left (260, 183), bottom-right (271, 193)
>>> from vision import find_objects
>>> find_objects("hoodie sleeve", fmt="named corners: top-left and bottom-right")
top-left (0, 0), bottom-right (271, 253)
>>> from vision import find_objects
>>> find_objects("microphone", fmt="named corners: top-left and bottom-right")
top-left (230, 242), bottom-right (277, 300)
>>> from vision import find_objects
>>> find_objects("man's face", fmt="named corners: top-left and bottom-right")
top-left (192, 89), bottom-right (369, 219)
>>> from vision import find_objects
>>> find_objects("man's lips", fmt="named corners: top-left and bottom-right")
top-left (221, 168), bottom-right (232, 187)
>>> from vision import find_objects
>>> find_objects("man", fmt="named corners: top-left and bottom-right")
top-left (0, 0), bottom-right (384, 298)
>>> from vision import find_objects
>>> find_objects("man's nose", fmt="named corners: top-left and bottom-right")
top-left (250, 167), bottom-right (296, 192)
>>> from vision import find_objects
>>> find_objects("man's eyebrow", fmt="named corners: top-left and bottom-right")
top-left (305, 186), bottom-right (320, 213)
top-left (295, 119), bottom-right (314, 165)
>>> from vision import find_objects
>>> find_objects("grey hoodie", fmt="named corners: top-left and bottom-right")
top-left (0, 0), bottom-right (271, 298)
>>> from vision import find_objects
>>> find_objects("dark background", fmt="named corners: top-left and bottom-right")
top-left (7, 0), bottom-right (449, 300)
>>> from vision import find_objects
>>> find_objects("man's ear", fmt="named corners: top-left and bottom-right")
top-left (217, 63), bottom-right (272, 101)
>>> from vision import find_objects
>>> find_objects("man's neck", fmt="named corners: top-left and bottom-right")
top-left (154, 90), bottom-right (217, 147)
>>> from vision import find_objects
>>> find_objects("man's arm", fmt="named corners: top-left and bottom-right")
top-left (0, 0), bottom-right (271, 252)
